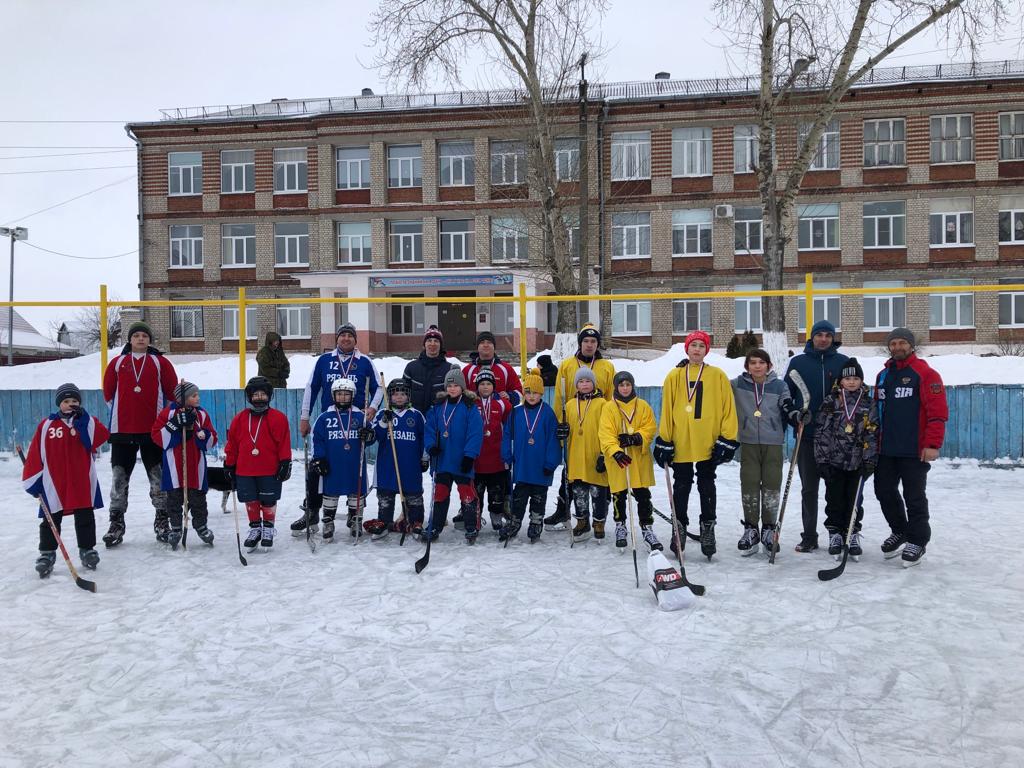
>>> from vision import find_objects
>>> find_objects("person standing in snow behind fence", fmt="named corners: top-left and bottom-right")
top-left (423, 368), bottom-right (483, 543)
top-left (256, 331), bottom-right (290, 389)
top-left (151, 380), bottom-right (218, 550)
top-left (562, 367), bottom-right (611, 543)
top-left (731, 349), bottom-right (807, 557)
top-left (653, 330), bottom-right (739, 561)
top-left (23, 383), bottom-right (110, 578)
top-left (224, 377), bottom-right (292, 552)
top-left (599, 371), bottom-right (662, 552)
top-left (872, 328), bottom-right (948, 568)
top-left (369, 378), bottom-right (426, 538)
top-left (500, 371), bottom-right (561, 544)
top-left (101, 320), bottom-right (178, 548)
top-left (814, 358), bottom-right (878, 561)
top-left (293, 323), bottom-right (383, 537)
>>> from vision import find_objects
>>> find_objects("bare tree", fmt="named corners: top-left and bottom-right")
top-left (714, 0), bottom-right (1010, 363)
top-left (372, 0), bottom-right (607, 352)
top-left (71, 303), bottom-right (122, 353)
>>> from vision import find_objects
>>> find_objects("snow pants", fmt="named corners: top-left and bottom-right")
top-left (874, 455), bottom-right (931, 546)
top-left (823, 469), bottom-right (864, 535)
top-left (612, 487), bottom-right (654, 526)
top-left (739, 443), bottom-right (783, 527)
top-left (108, 435), bottom-right (165, 528)
top-left (671, 459), bottom-right (717, 527)
top-left (432, 472), bottom-right (479, 533)
top-left (570, 480), bottom-right (609, 522)
top-left (376, 489), bottom-right (425, 529)
top-left (39, 508), bottom-right (95, 552)
top-left (474, 470), bottom-right (508, 529)
top-left (165, 488), bottom-right (210, 531)
top-left (511, 482), bottom-right (548, 525)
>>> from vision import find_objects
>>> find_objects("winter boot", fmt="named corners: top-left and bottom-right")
top-left (103, 512), bottom-right (125, 547)
top-left (828, 531), bottom-right (844, 558)
top-left (881, 532), bottom-right (906, 559)
top-left (154, 511), bottom-right (170, 543)
top-left (737, 523), bottom-right (759, 555)
top-left (572, 516), bottom-right (592, 542)
top-left (760, 525), bottom-right (779, 555)
top-left (901, 542), bottom-right (925, 568)
top-left (641, 525), bottom-right (663, 552)
top-left (543, 498), bottom-right (569, 531)
top-left (321, 516), bottom-right (335, 542)
top-left (364, 519), bottom-right (389, 541)
top-left (615, 522), bottom-right (628, 549)
top-left (848, 531), bottom-right (863, 560)
top-left (260, 525), bottom-right (276, 549)
top-left (794, 533), bottom-right (819, 553)
top-left (699, 520), bottom-right (717, 561)
top-left (593, 519), bottom-right (606, 540)
top-left (194, 525), bottom-right (215, 545)
top-left (244, 522), bottom-right (262, 551)
top-left (35, 551), bottom-right (56, 578)
top-left (80, 548), bottom-right (100, 570)
top-left (167, 527), bottom-right (183, 551)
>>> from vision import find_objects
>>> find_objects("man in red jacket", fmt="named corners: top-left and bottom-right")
top-left (873, 328), bottom-right (948, 568)
top-left (463, 331), bottom-right (523, 406)
top-left (101, 321), bottom-right (178, 547)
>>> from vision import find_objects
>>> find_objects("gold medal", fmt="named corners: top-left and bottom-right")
top-left (70, 428), bottom-right (77, 436)
top-left (844, 423), bottom-right (854, 434)
top-left (344, 443), bottom-right (351, 450)
top-left (685, 405), bottom-right (693, 413)
top-left (485, 430), bottom-right (491, 437)
top-left (251, 448), bottom-right (260, 456)
top-left (753, 410), bottom-right (762, 418)
top-left (442, 431), bottom-right (449, 438)
top-left (578, 428), bottom-right (584, 436)
top-left (528, 437), bottom-right (535, 445)
top-left (133, 385), bottom-right (142, 393)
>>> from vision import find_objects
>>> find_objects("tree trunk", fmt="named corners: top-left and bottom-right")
top-left (761, 203), bottom-right (790, 367)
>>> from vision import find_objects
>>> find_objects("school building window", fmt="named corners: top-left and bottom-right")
top-left (388, 144), bottom-right (423, 188)
top-left (169, 225), bottom-right (203, 268)
top-left (168, 151), bottom-right (202, 196)
top-left (338, 222), bottom-right (372, 265)
top-left (274, 148), bottom-right (308, 193)
top-left (610, 131), bottom-right (651, 180)
top-left (274, 222), bottom-right (310, 266)
top-left (863, 281), bottom-right (906, 332)
top-left (734, 284), bottom-right (762, 333)
top-left (672, 299), bottom-right (711, 334)
top-left (277, 306), bottom-right (311, 338)
top-left (929, 280), bottom-right (974, 329)
top-left (221, 150), bottom-right (255, 193)
top-left (336, 146), bottom-right (370, 189)
top-left (797, 281), bottom-right (841, 332)
top-left (223, 306), bottom-right (258, 340)
top-left (863, 119), bottom-right (905, 167)
top-left (863, 201), bottom-right (906, 248)
top-left (439, 141), bottom-right (475, 186)
top-left (171, 306), bottom-right (204, 339)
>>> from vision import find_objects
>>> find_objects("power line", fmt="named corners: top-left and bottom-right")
top-left (21, 242), bottom-right (137, 261)
top-left (0, 164), bottom-right (136, 176)
top-left (0, 149), bottom-right (134, 160)
top-left (1, 175), bottom-right (135, 225)
top-left (0, 145), bottom-right (129, 149)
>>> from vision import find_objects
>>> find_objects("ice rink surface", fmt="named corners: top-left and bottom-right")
top-left (1, 455), bottom-right (1022, 768)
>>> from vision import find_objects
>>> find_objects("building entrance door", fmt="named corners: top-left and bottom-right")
top-left (437, 290), bottom-right (477, 353)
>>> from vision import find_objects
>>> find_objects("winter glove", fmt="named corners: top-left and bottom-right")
top-left (70, 405), bottom-right (84, 421)
top-left (428, 445), bottom-right (442, 457)
top-left (164, 414), bottom-right (181, 433)
top-left (311, 458), bottom-right (330, 477)
top-left (595, 454), bottom-right (606, 474)
top-left (420, 453), bottom-right (430, 472)
top-left (358, 426), bottom-right (375, 443)
top-left (459, 456), bottom-right (475, 474)
top-left (626, 432), bottom-right (643, 447)
top-left (789, 408), bottom-right (812, 427)
top-left (861, 462), bottom-right (876, 480)
top-left (542, 467), bottom-right (554, 477)
top-left (223, 465), bottom-right (236, 488)
top-left (613, 451), bottom-right (632, 468)
top-left (617, 433), bottom-right (632, 449)
top-left (653, 437), bottom-right (675, 468)
top-left (378, 409), bottom-right (394, 425)
top-left (710, 437), bottom-right (740, 465)
top-left (555, 423), bottom-right (570, 441)
top-left (276, 460), bottom-right (292, 482)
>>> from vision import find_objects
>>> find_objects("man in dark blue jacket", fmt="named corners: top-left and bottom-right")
top-left (783, 320), bottom-right (848, 552)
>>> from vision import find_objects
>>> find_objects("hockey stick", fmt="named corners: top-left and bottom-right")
top-left (769, 423), bottom-right (804, 565)
top-left (414, 462), bottom-right (436, 574)
top-left (621, 416), bottom-right (640, 589)
top-left (817, 475), bottom-right (865, 582)
top-left (352, 377), bottom-right (370, 545)
top-left (231, 491), bottom-right (248, 567)
top-left (303, 436), bottom-right (316, 553)
top-left (663, 466), bottom-right (706, 597)
top-left (16, 444), bottom-right (97, 592)
top-left (382, 372), bottom-right (410, 545)
top-left (180, 395), bottom-right (189, 552)
top-left (562, 376), bottom-right (574, 549)
top-left (650, 506), bottom-right (700, 541)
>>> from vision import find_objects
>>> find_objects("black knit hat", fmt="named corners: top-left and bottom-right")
top-left (886, 327), bottom-right (916, 348)
top-left (336, 322), bottom-right (357, 341)
top-left (475, 369), bottom-right (496, 387)
top-left (476, 330), bottom-right (496, 346)
top-left (840, 358), bottom-right (864, 381)
top-left (577, 323), bottom-right (601, 345)
top-left (126, 321), bottom-right (153, 342)
top-left (55, 382), bottom-right (81, 407)
top-left (423, 325), bottom-right (443, 345)
top-left (613, 371), bottom-right (635, 388)
top-left (174, 380), bottom-right (198, 403)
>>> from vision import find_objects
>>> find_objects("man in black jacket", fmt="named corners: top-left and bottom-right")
top-left (403, 326), bottom-right (456, 414)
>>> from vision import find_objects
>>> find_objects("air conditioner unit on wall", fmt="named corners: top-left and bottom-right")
top-left (714, 204), bottom-right (734, 219)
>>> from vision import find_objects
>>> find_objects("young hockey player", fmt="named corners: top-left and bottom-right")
top-left (500, 371), bottom-right (561, 543)
top-left (814, 358), bottom-right (879, 561)
top-left (471, 369), bottom-right (512, 532)
top-left (367, 378), bottom-right (425, 540)
top-left (423, 368), bottom-right (483, 542)
top-left (151, 380), bottom-right (218, 549)
top-left (653, 330), bottom-right (739, 560)
top-left (23, 383), bottom-right (110, 577)
top-left (223, 377), bottom-right (292, 551)
top-left (559, 367), bottom-right (611, 542)
top-left (311, 378), bottom-right (375, 541)
top-left (599, 371), bottom-right (661, 552)
top-left (731, 350), bottom-right (808, 556)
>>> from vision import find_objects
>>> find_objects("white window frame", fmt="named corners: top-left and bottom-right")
top-left (734, 207), bottom-right (763, 254)
top-left (222, 306), bottom-right (258, 340)
top-left (929, 199), bottom-right (974, 247)
top-left (611, 212), bottom-right (651, 259)
top-left (274, 148), bottom-right (308, 193)
top-left (439, 219), bottom-right (475, 263)
top-left (734, 125), bottom-right (759, 174)
top-left (999, 112), bottom-right (1024, 161)
top-left (336, 146), bottom-right (370, 190)
top-left (862, 281), bottom-right (906, 332)
top-left (998, 195), bottom-right (1024, 244)
top-left (491, 293), bottom-right (515, 335)
top-left (611, 295), bottom-right (652, 336)
top-left (490, 141), bottom-right (525, 185)
top-left (863, 201), bottom-right (906, 248)
top-left (338, 221), bottom-right (372, 265)
top-left (734, 284), bottom-right (762, 333)
top-left (220, 150), bottom-right (254, 193)
top-left (491, 217), bottom-right (528, 263)
top-left (863, 118), bottom-right (906, 167)
top-left (439, 141), bottom-right (475, 187)
top-left (799, 120), bottom-right (840, 170)
top-left (672, 209), bottom-right (712, 256)
top-left (797, 204), bottom-right (840, 251)
top-left (277, 306), bottom-right (311, 339)
top-left (672, 127), bottom-right (712, 177)
top-left (389, 296), bottom-right (426, 336)
top-left (610, 131), bottom-right (651, 181)
top-left (930, 114), bottom-right (974, 164)
top-left (169, 225), bottom-right (203, 268)
top-left (274, 222), bottom-right (309, 266)
top-left (389, 221), bottom-right (423, 263)
top-left (555, 137), bottom-right (579, 181)
top-left (797, 281), bottom-right (842, 332)
top-left (388, 145), bottom-right (423, 188)
top-left (672, 299), bottom-right (711, 334)
top-left (929, 280), bottom-right (974, 329)
top-left (168, 152), bottom-right (202, 196)
top-left (221, 224), bottom-right (256, 267)
top-left (170, 307), bottom-right (204, 339)
top-left (999, 282), bottom-right (1024, 327)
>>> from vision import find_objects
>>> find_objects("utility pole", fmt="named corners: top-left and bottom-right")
top-left (0, 226), bottom-right (28, 366)
top-left (578, 52), bottom-right (589, 324)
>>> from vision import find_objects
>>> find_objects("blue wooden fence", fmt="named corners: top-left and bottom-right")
top-left (1, 385), bottom-right (1022, 461)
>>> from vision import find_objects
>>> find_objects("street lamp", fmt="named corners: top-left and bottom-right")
top-left (0, 226), bottom-right (28, 366)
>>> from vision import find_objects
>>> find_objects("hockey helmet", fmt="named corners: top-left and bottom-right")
top-left (386, 378), bottom-right (411, 404)
top-left (331, 377), bottom-right (357, 403)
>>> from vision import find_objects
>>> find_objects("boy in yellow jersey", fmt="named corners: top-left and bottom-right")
top-left (599, 371), bottom-right (662, 552)
top-left (654, 330), bottom-right (739, 561)
top-left (558, 367), bottom-right (611, 542)
top-left (545, 323), bottom-right (616, 531)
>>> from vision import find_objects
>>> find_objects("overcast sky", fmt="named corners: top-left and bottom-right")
top-left (1, 0), bottom-right (1019, 336)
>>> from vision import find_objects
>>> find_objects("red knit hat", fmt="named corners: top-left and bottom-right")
top-left (423, 325), bottom-right (443, 345)
top-left (684, 330), bottom-right (712, 352)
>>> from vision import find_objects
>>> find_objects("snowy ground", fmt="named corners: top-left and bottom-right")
top-left (1, 456), bottom-right (1022, 768)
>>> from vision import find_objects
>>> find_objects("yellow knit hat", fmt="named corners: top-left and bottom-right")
top-left (523, 369), bottom-right (544, 394)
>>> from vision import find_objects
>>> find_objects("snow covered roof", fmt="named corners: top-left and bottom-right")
top-left (0, 310), bottom-right (76, 354)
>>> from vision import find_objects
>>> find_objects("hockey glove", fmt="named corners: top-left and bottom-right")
top-left (595, 454), bottom-right (606, 474)
top-left (428, 445), bottom-right (442, 457)
top-left (358, 426), bottom-right (375, 444)
top-left (626, 432), bottom-right (643, 447)
top-left (164, 415), bottom-right (181, 433)
top-left (276, 460), bottom-right (292, 482)
top-left (223, 465), bottom-right (236, 488)
top-left (420, 454), bottom-right (430, 473)
top-left (311, 458), bottom-right (330, 477)
top-left (710, 437), bottom-right (740, 465)
top-left (617, 433), bottom-right (632, 449)
top-left (613, 451), bottom-right (632, 468)
top-left (789, 408), bottom-right (812, 427)
top-left (460, 456), bottom-right (475, 474)
top-left (555, 423), bottom-right (570, 441)
top-left (378, 409), bottom-right (394, 425)
top-left (652, 437), bottom-right (675, 468)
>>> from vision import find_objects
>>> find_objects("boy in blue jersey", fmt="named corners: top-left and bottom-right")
top-left (365, 378), bottom-right (426, 539)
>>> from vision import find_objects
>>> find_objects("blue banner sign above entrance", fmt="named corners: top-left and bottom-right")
top-left (369, 274), bottom-right (513, 289)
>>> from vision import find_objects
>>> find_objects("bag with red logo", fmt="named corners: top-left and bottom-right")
top-left (647, 551), bottom-right (694, 611)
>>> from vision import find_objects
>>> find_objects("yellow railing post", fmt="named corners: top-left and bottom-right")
top-left (804, 273), bottom-right (814, 337)
top-left (238, 287), bottom-right (247, 389)
top-left (518, 282), bottom-right (528, 378)
top-left (99, 284), bottom-right (108, 386)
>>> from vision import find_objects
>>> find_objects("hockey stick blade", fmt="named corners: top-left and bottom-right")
top-left (818, 477), bottom-right (863, 581)
top-left (414, 538), bottom-right (431, 574)
top-left (75, 575), bottom-right (98, 592)
top-left (818, 548), bottom-right (850, 581)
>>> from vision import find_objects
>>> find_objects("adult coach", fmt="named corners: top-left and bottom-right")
top-left (403, 325), bottom-right (455, 414)
top-left (291, 323), bottom-right (383, 535)
top-left (783, 319), bottom-right (848, 553)
top-left (463, 331), bottom-right (523, 405)
top-left (101, 320), bottom-right (178, 546)
top-left (873, 328), bottom-right (947, 567)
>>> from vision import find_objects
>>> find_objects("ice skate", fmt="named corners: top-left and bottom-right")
top-left (35, 551), bottom-right (56, 578)
top-left (699, 520), bottom-right (716, 561)
top-left (260, 525), bottom-right (276, 549)
top-left (881, 532), bottom-right (905, 559)
top-left (615, 522), bottom-right (627, 550)
top-left (194, 525), bottom-right (215, 545)
top-left (901, 542), bottom-right (925, 568)
top-left (572, 516), bottom-right (591, 543)
top-left (641, 525), bottom-right (663, 552)
top-left (849, 532), bottom-right (863, 561)
top-left (737, 524), bottom-right (759, 556)
top-left (244, 523), bottom-right (262, 551)
top-left (828, 531), bottom-right (844, 559)
top-left (80, 548), bottom-right (100, 570)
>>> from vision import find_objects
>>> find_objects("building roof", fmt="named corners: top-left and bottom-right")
top-left (137, 59), bottom-right (1024, 127)
top-left (0, 310), bottom-right (76, 354)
